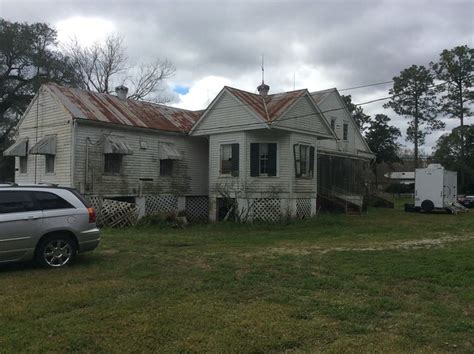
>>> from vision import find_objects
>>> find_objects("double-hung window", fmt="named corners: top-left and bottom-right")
top-left (103, 135), bottom-right (133, 175)
top-left (158, 142), bottom-right (182, 177)
top-left (104, 154), bottom-right (123, 175)
top-left (250, 143), bottom-right (277, 177)
top-left (19, 156), bottom-right (28, 174)
top-left (45, 155), bottom-right (55, 174)
top-left (343, 123), bottom-right (349, 141)
top-left (220, 143), bottom-right (239, 176)
top-left (294, 144), bottom-right (315, 178)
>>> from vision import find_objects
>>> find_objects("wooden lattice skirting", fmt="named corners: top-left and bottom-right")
top-left (88, 197), bottom-right (139, 228)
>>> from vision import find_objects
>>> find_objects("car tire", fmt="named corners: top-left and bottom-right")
top-left (35, 234), bottom-right (77, 268)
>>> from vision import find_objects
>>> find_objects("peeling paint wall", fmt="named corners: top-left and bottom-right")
top-left (14, 88), bottom-right (73, 186)
top-left (73, 122), bottom-right (208, 197)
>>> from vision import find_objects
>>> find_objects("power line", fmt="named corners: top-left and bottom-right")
top-left (191, 76), bottom-right (467, 134)
top-left (338, 80), bottom-right (394, 92)
top-left (193, 79), bottom-right (391, 115)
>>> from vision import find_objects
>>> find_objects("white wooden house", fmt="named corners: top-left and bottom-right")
top-left (4, 84), bottom-right (209, 220)
top-left (4, 82), bottom-right (374, 222)
top-left (190, 83), bottom-right (336, 221)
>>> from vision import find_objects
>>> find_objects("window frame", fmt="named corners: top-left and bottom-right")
top-left (19, 155), bottom-right (28, 174)
top-left (343, 123), bottom-right (349, 141)
top-left (219, 143), bottom-right (239, 177)
top-left (104, 153), bottom-right (123, 175)
top-left (45, 154), bottom-right (55, 174)
top-left (294, 143), bottom-right (315, 179)
top-left (259, 143), bottom-right (269, 176)
top-left (330, 117), bottom-right (336, 131)
top-left (160, 159), bottom-right (174, 177)
top-left (250, 142), bottom-right (278, 177)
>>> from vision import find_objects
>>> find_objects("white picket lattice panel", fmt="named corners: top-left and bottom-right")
top-left (253, 198), bottom-right (281, 222)
top-left (145, 195), bottom-right (178, 215)
top-left (100, 199), bottom-right (139, 228)
top-left (297, 198), bottom-right (312, 219)
top-left (87, 197), bottom-right (138, 228)
top-left (185, 196), bottom-right (209, 222)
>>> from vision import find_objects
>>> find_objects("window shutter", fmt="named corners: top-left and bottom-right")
top-left (294, 144), bottom-right (301, 177)
top-left (231, 143), bottom-right (239, 177)
top-left (309, 146), bottom-right (315, 177)
top-left (267, 143), bottom-right (277, 176)
top-left (250, 143), bottom-right (260, 177)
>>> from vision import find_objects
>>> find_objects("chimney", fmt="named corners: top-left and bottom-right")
top-left (257, 82), bottom-right (270, 97)
top-left (115, 85), bottom-right (128, 100)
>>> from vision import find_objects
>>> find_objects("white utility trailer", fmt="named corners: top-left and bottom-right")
top-left (413, 164), bottom-right (467, 213)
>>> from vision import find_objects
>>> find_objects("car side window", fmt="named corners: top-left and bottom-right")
top-left (0, 191), bottom-right (37, 214)
top-left (33, 192), bottom-right (75, 210)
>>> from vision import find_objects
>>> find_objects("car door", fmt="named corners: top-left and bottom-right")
top-left (0, 191), bottom-right (43, 262)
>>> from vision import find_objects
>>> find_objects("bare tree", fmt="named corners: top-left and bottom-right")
top-left (64, 34), bottom-right (175, 102)
top-left (127, 59), bottom-right (175, 102)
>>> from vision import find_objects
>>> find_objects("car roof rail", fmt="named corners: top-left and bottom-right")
top-left (36, 182), bottom-right (59, 187)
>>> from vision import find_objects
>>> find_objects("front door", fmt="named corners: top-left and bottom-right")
top-left (0, 191), bottom-right (43, 262)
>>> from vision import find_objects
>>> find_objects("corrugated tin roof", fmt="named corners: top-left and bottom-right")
top-left (225, 86), bottom-right (307, 122)
top-left (45, 83), bottom-right (203, 133)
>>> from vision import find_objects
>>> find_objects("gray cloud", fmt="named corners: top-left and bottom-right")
top-left (2, 0), bottom-right (473, 149)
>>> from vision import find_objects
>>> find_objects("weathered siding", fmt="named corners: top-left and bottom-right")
top-left (245, 129), bottom-right (291, 197)
top-left (73, 122), bottom-right (208, 197)
top-left (273, 95), bottom-right (329, 136)
top-left (192, 91), bottom-right (265, 135)
top-left (209, 129), bottom-right (316, 198)
top-left (317, 91), bottom-right (371, 157)
top-left (14, 88), bottom-right (73, 186)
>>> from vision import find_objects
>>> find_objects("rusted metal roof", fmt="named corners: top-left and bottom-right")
top-left (225, 86), bottom-right (307, 122)
top-left (45, 83), bottom-right (202, 133)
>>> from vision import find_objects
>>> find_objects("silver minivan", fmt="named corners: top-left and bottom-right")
top-left (0, 185), bottom-right (100, 268)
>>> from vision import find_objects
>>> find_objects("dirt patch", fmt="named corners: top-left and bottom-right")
top-left (267, 234), bottom-right (474, 256)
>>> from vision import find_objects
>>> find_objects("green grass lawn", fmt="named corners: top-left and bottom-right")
top-left (1, 205), bottom-right (473, 352)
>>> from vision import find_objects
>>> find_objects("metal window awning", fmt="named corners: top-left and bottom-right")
top-left (103, 135), bottom-right (133, 155)
top-left (158, 142), bottom-right (182, 160)
top-left (3, 138), bottom-right (28, 156)
top-left (29, 135), bottom-right (56, 155)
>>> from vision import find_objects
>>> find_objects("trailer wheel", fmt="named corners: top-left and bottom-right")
top-left (421, 200), bottom-right (434, 212)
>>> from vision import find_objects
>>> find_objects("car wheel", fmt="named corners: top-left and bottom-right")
top-left (36, 234), bottom-right (77, 268)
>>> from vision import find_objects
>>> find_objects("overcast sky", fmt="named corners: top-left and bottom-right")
top-left (1, 0), bottom-right (473, 151)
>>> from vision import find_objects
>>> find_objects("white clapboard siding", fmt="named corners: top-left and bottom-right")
top-left (193, 91), bottom-right (264, 135)
top-left (73, 122), bottom-right (208, 197)
top-left (273, 95), bottom-right (329, 135)
top-left (15, 88), bottom-right (73, 186)
top-left (209, 129), bottom-right (317, 199)
top-left (245, 129), bottom-right (291, 196)
top-left (317, 91), bottom-right (371, 156)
